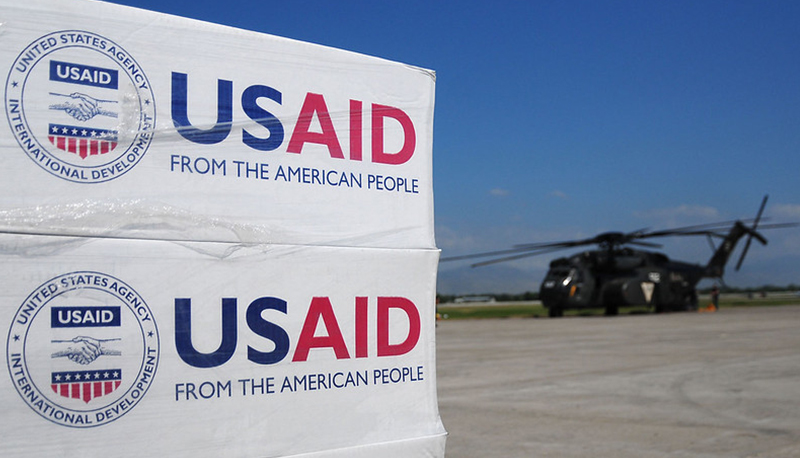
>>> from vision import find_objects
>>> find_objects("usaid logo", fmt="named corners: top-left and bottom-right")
top-left (6, 272), bottom-right (160, 427)
top-left (4, 31), bottom-right (156, 183)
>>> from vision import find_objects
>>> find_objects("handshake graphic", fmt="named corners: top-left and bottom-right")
top-left (52, 336), bottom-right (122, 365)
top-left (49, 92), bottom-right (118, 122)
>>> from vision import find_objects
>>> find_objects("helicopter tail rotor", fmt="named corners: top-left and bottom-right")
top-left (734, 195), bottom-right (768, 271)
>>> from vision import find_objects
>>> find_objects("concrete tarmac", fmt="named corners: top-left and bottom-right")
top-left (436, 305), bottom-right (800, 457)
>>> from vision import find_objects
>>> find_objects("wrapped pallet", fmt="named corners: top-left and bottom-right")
top-left (0, 1), bottom-right (444, 456)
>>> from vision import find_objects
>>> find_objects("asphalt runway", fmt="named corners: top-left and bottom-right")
top-left (436, 305), bottom-right (800, 457)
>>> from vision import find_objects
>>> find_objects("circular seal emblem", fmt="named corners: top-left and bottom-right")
top-left (4, 30), bottom-right (156, 183)
top-left (6, 272), bottom-right (160, 428)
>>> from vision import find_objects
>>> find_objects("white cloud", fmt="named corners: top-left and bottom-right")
top-left (634, 204), bottom-right (720, 227)
top-left (489, 188), bottom-right (510, 197)
top-left (771, 203), bottom-right (800, 219)
top-left (549, 190), bottom-right (568, 200)
top-left (435, 225), bottom-right (479, 252)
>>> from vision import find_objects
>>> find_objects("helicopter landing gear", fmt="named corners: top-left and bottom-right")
top-left (685, 292), bottom-right (699, 311)
top-left (548, 306), bottom-right (563, 318)
top-left (604, 304), bottom-right (619, 316)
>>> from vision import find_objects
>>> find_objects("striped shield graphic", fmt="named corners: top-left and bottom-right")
top-left (51, 369), bottom-right (122, 404)
top-left (47, 124), bottom-right (118, 159)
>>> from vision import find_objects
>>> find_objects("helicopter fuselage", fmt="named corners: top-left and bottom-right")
top-left (539, 248), bottom-right (704, 317)
top-left (442, 196), bottom-right (785, 317)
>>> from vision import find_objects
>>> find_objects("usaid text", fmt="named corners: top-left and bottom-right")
top-left (175, 296), bottom-right (421, 368)
top-left (172, 73), bottom-right (417, 165)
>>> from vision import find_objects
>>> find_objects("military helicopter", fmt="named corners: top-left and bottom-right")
top-left (442, 196), bottom-right (796, 317)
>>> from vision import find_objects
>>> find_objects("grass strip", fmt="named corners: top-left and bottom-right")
top-left (437, 296), bottom-right (800, 320)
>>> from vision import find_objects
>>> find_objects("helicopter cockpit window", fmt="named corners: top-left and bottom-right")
top-left (562, 268), bottom-right (579, 286)
top-left (548, 266), bottom-right (571, 277)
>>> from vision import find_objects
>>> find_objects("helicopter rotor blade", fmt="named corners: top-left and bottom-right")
top-left (622, 228), bottom-right (650, 239)
top-left (513, 237), bottom-right (601, 250)
top-left (640, 218), bottom-right (761, 239)
top-left (470, 246), bottom-right (567, 268)
top-left (756, 222), bottom-right (800, 230)
top-left (735, 195), bottom-right (768, 271)
top-left (442, 194), bottom-right (796, 272)
top-left (440, 246), bottom-right (541, 262)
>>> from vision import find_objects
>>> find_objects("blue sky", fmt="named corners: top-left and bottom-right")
top-left (106, 0), bottom-right (800, 293)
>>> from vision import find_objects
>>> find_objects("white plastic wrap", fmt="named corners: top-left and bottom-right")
top-left (0, 233), bottom-right (446, 456)
top-left (0, 0), bottom-right (444, 456)
top-left (0, 0), bottom-right (436, 249)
